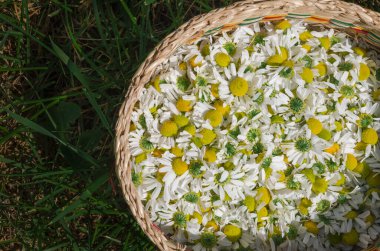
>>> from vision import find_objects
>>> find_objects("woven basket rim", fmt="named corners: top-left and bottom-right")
top-left (115, 0), bottom-right (380, 250)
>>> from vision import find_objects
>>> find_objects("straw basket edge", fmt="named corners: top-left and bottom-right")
top-left (116, 0), bottom-right (380, 250)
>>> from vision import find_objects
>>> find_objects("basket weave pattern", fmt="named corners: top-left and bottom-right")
top-left (115, 0), bottom-right (380, 250)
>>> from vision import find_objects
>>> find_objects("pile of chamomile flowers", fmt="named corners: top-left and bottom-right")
top-left (129, 19), bottom-right (380, 250)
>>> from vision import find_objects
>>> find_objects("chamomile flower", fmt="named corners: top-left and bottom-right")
top-left (129, 129), bottom-right (153, 156)
top-left (220, 223), bottom-right (255, 250)
top-left (191, 230), bottom-right (229, 251)
top-left (283, 133), bottom-right (330, 165)
top-left (204, 166), bottom-right (245, 201)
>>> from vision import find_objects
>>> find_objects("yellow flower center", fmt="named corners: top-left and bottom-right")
top-left (210, 84), bottom-right (220, 98)
top-left (298, 198), bottom-right (312, 215)
top-left (172, 158), bottom-right (188, 176)
top-left (257, 207), bottom-right (268, 222)
top-left (205, 220), bottom-right (219, 231)
top-left (275, 19), bottom-right (291, 30)
top-left (189, 55), bottom-right (202, 68)
top-left (271, 115), bottom-right (285, 124)
top-left (201, 43), bottom-right (210, 56)
top-left (191, 211), bottom-right (203, 224)
top-left (365, 213), bottom-right (375, 225)
top-left (255, 187), bottom-right (271, 206)
top-left (359, 63), bottom-right (370, 81)
top-left (283, 60), bottom-right (294, 68)
top-left (178, 61), bottom-right (187, 71)
top-left (224, 193), bottom-right (232, 201)
top-left (299, 30), bottom-right (313, 42)
top-left (355, 141), bottom-right (367, 151)
top-left (373, 89), bottom-right (380, 101)
top-left (192, 137), bottom-right (203, 148)
top-left (301, 168), bottom-right (315, 183)
top-left (301, 67), bottom-right (314, 83)
top-left (314, 62), bottom-right (327, 76)
top-left (335, 173), bottom-right (346, 186)
top-left (135, 153), bottom-right (147, 164)
top-left (204, 110), bottom-right (223, 127)
top-left (366, 171), bottom-right (380, 187)
top-left (200, 205), bottom-right (211, 213)
top-left (200, 129), bottom-right (216, 145)
top-left (307, 118), bottom-right (323, 134)
top-left (346, 154), bottom-right (358, 171)
top-left (204, 148), bottom-right (217, 163)
top-left (223, 224), bottom-right (242, 242)
top-left (265, 167), bottom-right (273, 180)
top-left (283, 155), bottom-right (289, 163)
top-left (324, 143), bottom-right (340, 154)
top-left (298, 207), bottom-right (308, 216)
top-left (176, 98), bottom-right (192, 112)
top-left (319, 37), bottom-right (331, 50)
top-left (353, 47), bottom-right (366, 56)
top-left (243, 195), bottom-right (256, 212)
top-left (277, 171), bottom-right (286, 182)
top-left (304, 220), bottom-right (319, 235)
top-left (301, 197), bottom-right (312, 207)
top-left (267, 47), bottom-right (288, 65)
top-left (184, 124), bottom-right (196, 136)
top-left (345, 210), bottom-right (358, 219)
top-left (152, 76), bottom-right (161, 92)
top-left (362, 128), bottom-right (378, 145)
top-left (229, 77), bottom-right (249, 96)
top-left (213, 100), bottom-right (230, 116)
top-left (302, 44), bottom-right (312, 52)
top-left (334, 121), bottom-right (343, 131)
top-left (130, 122), bottom-right (136, 132)
top-left (268, 55), bottom-right (284, 66)
top-left (214, 52), bottom-right (231, 67)
top-left (156, 168), bottom-right (166, 183)
top-left (317, 129), bottom-right (332, 141)
top-left (353, 161), bottom-right (370, 177)
top-left (152, 148), bottom-right (164, 157)
top-left (223, 161), bottom-right (235, 171)
top-left (312, 178), bottom-right (328, 194)
top-left (171, 146), bottom-right (184, 157)
top-left (174, 114), bottom-right (189, 128)
top-left (149, 106), bottom-right (158, 114)
top-left (160, 120), bottom-right (178, 137)
top-left (342, 229), bottom-right (359, 246)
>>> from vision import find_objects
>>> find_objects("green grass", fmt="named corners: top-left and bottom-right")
top-left (0, 0), bottom-right (378, 250)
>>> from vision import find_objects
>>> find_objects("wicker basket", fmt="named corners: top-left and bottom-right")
top-left (115, 0), bottom-right (380, 250)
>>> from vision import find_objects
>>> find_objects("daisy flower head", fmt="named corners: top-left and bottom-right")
top-left (283, 132), bottom-right (330, 165)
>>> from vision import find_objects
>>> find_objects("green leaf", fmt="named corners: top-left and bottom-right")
top-left (50, 40), bottom-right (112, 136)
top-left (78, 128), bottom-right (104, 150)
top-left (50, 101), bottom-right (81, 131)
top-left (6, 110), bottom-right (98, 167)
